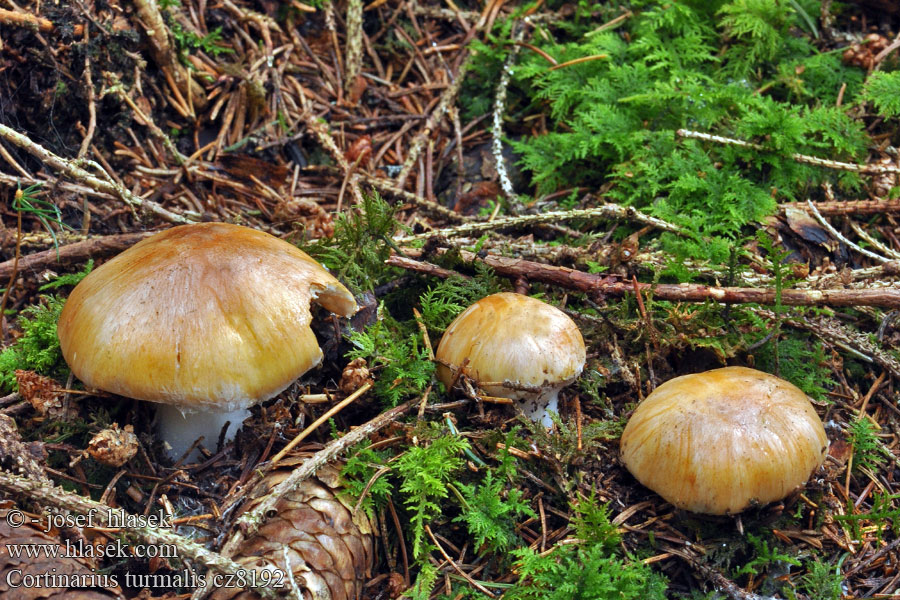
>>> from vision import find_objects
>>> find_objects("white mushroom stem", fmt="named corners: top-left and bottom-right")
top-left (516, 386), bottom-right (562, 429)
top-left (156, 403), bottom-right (251, 460)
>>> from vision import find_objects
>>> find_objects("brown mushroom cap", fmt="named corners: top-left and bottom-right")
top-left (57, 223), bottom-right (358, 414)
top-left (435, 292), bottom-right (585, 424)
top-left (620, 366), bottom-right (828, 515)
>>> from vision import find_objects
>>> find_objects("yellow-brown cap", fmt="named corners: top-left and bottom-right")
top-left (57, 223), bottom-right (358, 413)
top-left (435, 292), bottom-right (585, 425)
top-left (620, 366), bottom-right (828, 515)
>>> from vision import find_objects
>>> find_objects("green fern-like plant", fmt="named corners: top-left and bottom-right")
top-left (863, 71), bottom-right (900, 118)
top-left (340, 439), bottom-right (394, 518)
top-left (306, 192), bottom-right (404, 293)
top-left (794, 557), bottom-right (844, 600)
top-left (508, 544), bottom-right (666, 600)
top-left (347, 315), bottom-right (434, 406)
top-left (505, 492), bottom-right (665, 600)
top-left (499, 0), bottom-right (867, 265)
top-left (848, 416), bottom-right (886, 472)
top-left (735, 532), bottom-right (801, 577)
top-left (453, 469), bottom-right (536, 554)
top-left (39, 260), bottom-right (94, 291)
top-left (394, 431), bottom-right (470, 558)
top-left (419, 263), bottom-right (502, 333)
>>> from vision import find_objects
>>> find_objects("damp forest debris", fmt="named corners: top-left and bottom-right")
top-left (1, 0), bottom-right (900, 599)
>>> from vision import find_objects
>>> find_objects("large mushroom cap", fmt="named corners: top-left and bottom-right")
top-left (620, 366), bottom-right (828, 515)
top-left (435, 292), bottom-right (585, 424)
top-left (57, 223), bottom-right (358, 414)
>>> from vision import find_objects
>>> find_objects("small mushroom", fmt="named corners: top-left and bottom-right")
top-left (57, 223), bottom-right (358, 459)
top-left (620, 366), bottom-right (828, 515)
top-left (435, 292), bottom-right (586, 427)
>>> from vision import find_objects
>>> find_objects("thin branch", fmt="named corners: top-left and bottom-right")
top-left (0, 7), bottom-right (84, 36)
top-left (344, 0), bottom-right (364, 96)
top-left (0, 469), bottom-right (279, 599)
top-left (806, 199), bottom-right (890, 263)
top-left (393, 204), bottom-right (684, 242)
top-left (491, 22), bottom-right (526, 208)
top-left (849, 220), bottom-right (900, 261)
top-left (780, 199), bottom-right (900, 216)
top-left (677, 128), bottom-right (900, 175)
top-left (357, 172), bottom-right (468, 222)
top-left (0, 124), bottom-right (192, 224)
top-left (387, 251), bottom-right (900, 308)
top-left (0, 232), bottom-right (155, 281)
top-left (269, 382), bottom-right (372, 465)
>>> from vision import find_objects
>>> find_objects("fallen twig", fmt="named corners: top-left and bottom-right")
top-left (0, 125), bottom-right (192, 224)
top-left (344, 0), bottom-right (364, 96)
top-left (667, 546), bottom-right (774, 600)
top-left (677, 128), bottom-right (900, 175)
top-left (779, 199), bottom-right (900, 216)
top-left (0, 7), bottom-right (84, 36)
top-left (805, 199), bottom-right (890, 263)
top-left (0, 232), bottom-right (155, 281)
top-left (491, 21), bottom-right (527, 209)
top-left (387, 251), bottom-right (900, 308)
top-left (0, 469), bottom-right (279, 599)
top-left (393, 204), bottom-right (684, 242)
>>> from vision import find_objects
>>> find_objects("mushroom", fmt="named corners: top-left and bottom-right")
top-left (619, 366), bottom-right (828, 515)
top-left (434, 292), bottom-right (586, 427)
top-left (57, 223), bottom-right (358, 459)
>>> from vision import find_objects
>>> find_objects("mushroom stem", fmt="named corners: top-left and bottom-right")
top-left (519, 388), bottom-right (561, 429)
top-left (156, 403), bottom-right (251, 460)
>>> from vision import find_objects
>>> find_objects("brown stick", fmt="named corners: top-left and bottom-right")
top-left (780, 199), bottom-right (900, 216)
top-left (0, 232), bottom-right (155, 281)
top-left (0, 469), bottom-right (279, 599)
top-left (131, 0), bottom-right (206, 112)
top-left (0, 124), bottom-right (192, 224)
top-left (386, 252), bottom-right (900, 308)
top-left (0, 7), bottom-right (84, 36)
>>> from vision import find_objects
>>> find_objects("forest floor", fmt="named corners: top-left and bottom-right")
top-left (1, 0), bottom-right (900, 599)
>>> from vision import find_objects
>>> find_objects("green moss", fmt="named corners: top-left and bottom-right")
top-left (0, 295), bottom-right (68, 391)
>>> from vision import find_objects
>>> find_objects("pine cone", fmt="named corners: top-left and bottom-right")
top-left (212, 464), bottom-right (374, 600)
top-left (0, 508), bottom-right (125, 600)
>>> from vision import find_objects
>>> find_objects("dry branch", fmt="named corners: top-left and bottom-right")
top-left (0, 232), bottom-right (155, 281)
top-left (0, 469), bottom-right (280, 599)
top-left (393, 204), bottom-right (684, 242)
top-left (805, 199), bottom-right (890, 263)
top-left (0, 7), bottom-right (84, 36)
top-left (780, 199), bottom-right (900, 215)
top-left (132, 0), bottom-right (206, 113)
top-left (344, 0), bottom-right (364, 96)
top-left (0, 125), bottom-right (192, 224)
top-left (677, 128), bottom-right (900, 175)
top-left (491, 22), bottom-right (527, 208)
top-left (387, 252), bottom-right (900, 308)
